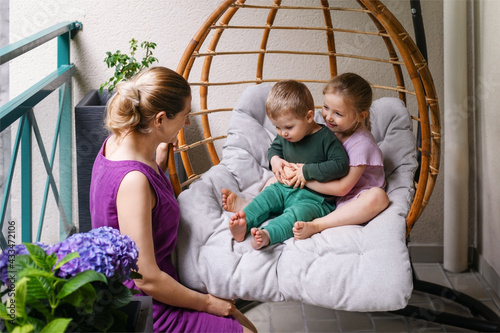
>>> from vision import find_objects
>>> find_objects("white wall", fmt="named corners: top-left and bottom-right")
top-left (9, 1), bottom-right (444, 245)
top-left (474, 0), bottom-right (500, 280)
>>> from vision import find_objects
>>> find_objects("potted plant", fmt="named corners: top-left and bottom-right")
top-left (75, 39), bottom-right (158, 234)
top-left (0, 226), bottom-right (145, 332)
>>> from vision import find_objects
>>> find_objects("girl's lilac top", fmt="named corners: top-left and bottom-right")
top-left (336, 127), bottom-right (386, 207)
top-left (89, 138), bottom-right (241, 333)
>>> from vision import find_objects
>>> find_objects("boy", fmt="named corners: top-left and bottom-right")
top-left (229, 80), bottom-right (349, 249)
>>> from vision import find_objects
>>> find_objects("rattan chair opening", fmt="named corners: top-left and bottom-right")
top-left (170, 0), bottom-right (440, 238)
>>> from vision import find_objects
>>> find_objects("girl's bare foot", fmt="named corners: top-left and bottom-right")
top-left (293, 221), bottom-right (320, 239)
top-left (250, 228), bottom-right (270, 249)
top-left (229, 211), bottom-right (248, 242)
top-left (221, 188), bottom-right (250, 213)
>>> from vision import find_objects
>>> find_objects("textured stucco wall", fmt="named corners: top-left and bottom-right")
top-left (9, 0), bottom-right (444, 245)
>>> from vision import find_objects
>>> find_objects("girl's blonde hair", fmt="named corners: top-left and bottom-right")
top-left (105, 66), bottom-right (191, 135)
top-left (323, 73), bottom-right (372, 131)
top-left (266, 80), bottom-right (315, 120)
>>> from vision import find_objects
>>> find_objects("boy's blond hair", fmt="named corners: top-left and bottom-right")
top-left (266, 80), bottom-right (315, 120)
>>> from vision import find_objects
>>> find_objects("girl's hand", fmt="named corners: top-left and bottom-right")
top-left (270, 156), bottom-right (291, 184)
top-left (206, 294), bottom-right (236, 317)
top-left (155, 142), bottom-right (170, 173)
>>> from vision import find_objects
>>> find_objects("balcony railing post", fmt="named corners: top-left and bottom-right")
top-left (58, 31), bottom-right (73, 239)
top-left (21, 112), bottom-right (32, 243)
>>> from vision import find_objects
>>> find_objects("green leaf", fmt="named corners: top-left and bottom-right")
top-left (17, 267), bottom-right (57, 282)
top-left (57, 270), bottom-right (106, 299)
top-left (45, 253), bottom-right (58, 270)
top-left (25, 275), bottom-right (52, 300)
top-left (40, 318), bottom-right (72, 333)
top-left (59, 288), bottom-right (83, 308)
top-left (15, 277), bottom-right (28, 319)
top-left (54, 251), bottom-right (80, 270)
top-left (24, 244), bottom-right (48, 270)
top-left (12, 324), bottom-right (34, 333)
top-left (90, 307), bottom-right (115, 332)
top-left (108, 308), bottom-right (129, 332)
top-left (129, 271), bottom-right (142, 280)
top-left (0, 302), bottom-right (11, 320)
top-left (69, 282), bottom-right (97, 314)
top-left (25, 298), bottom-right (52, 322)
top-left (14, 254), bottom-right (35, 271)
top-left (130, 288), bottom-right (142, 295)
top-left (108, 283), bottom-right (133, 309)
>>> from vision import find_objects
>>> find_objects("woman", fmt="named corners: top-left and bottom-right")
top-left (90, 66), bottom-right (256, 332)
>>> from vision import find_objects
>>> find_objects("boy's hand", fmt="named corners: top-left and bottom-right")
top-left (270, 156), bottom-right (291, 184)
top-left (287, 163), bottom-right (306, 189)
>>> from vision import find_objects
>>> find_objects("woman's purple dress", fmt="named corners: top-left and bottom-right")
top-left (89, 139), bottom-right (242, 332)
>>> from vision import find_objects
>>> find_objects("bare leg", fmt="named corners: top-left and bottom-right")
top-left (250, 228), bottom-right (270, 250)
top-left (229, 211), bottom-right (248, 242)
top-left (293, 187), bottom-right (389, 239)
top-left (222, 176), bottom-right (278, 212)
top-left (293, 221), bottom-right (320, 240)
top-left (221, 188), bottom-right (250, 213)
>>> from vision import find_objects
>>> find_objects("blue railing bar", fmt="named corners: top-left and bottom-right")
top-left (58, 32), bottom-right (73, 240)
top-left (0, 64), bottom-right (75, 131)
top-left (0, 115), bottom-right (27, 249)
top-left (0, 21), bottom-right (81, 65)
top-left (36, 84), bottom-right (67, 241)
top-left (21, 113), bottom-right (32, 243)
top-left (29, 111), bottom-right (71, 235)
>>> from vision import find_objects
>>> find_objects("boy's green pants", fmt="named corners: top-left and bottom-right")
top-left (243, 182), bottom-right (335, 245)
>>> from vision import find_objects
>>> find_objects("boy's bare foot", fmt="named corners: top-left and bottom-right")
top-left (221, 188), bottom-right (250, 213)
top-left (250, 228), bottom-right (270, 250)
top-left (293, 221), bottom-right (320, 239)
top-left (229, 211), bottom-right (248, 242)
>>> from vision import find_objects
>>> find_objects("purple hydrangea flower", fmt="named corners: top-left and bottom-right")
top-left (0, 242), bottom-right (52, 285)
top-left (52, 227), bottom-right (139, 280)
top-left (0, 227), bottom-right (138, 283)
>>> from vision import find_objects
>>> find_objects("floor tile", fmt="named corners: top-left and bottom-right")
top-left (244, 302), bottom-right (272, 332)
top-left (372, 316), bottom-right (410, 332)
top-left (336, 311), bottom-right (373, 331)
top-left (481, 300), bottom-right (500, 317)
top-left (305, 319), bottom-right (340, 333)
top-left (442, 324), bottom-right (477, 332)
top-left (302, 304), bottom-right (337, 320)
top-left (409, 290), bottom-right (433, 306)
top-left (446, 272), bottom-right (490, 301)
top-left (269, 301), bottom-right (305, 332)
top-left (413, 263), bottom-right (453, 288)
top-left (407, 317), bottom-right (445, 332)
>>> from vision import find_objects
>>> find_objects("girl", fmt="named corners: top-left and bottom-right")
top-left (90, 67), bottom-right (256, 333)
top-left (222, 73), bottom-right (389, 239)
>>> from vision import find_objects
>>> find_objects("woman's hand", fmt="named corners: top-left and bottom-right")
top-left (270, 156), bottom-right (291, 184)
top-left (206, 294), bottom-right (236, 317)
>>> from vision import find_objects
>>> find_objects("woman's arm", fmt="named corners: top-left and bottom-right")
top-left (305, 165), bottom-right (366, 197)
top-left (116, 171), bottom-right (234, 317)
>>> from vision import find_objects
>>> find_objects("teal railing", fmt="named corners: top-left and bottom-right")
top-left (0, 21), bottom-right (82, 249)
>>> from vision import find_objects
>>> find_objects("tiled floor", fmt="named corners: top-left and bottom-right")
top-left (243, 263), bottom-right (500, 333)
